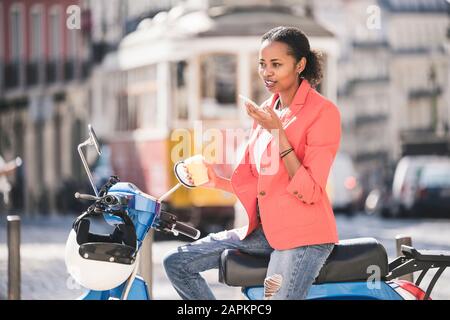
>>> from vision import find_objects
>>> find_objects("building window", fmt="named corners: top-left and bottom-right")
top-left (67, 29), bottom-right (78, 60)
top-left (0, 2), bottom-right (4, 59)
top-left (47, 5), bottom-right (62, 83)
top-left (49, 6), bottom-right (62, 60)
top-left (27, 5), bottom-right (44, 86)
top-left (0, 2), bottom-right (4, 91)
top-left (116, 66), bottom-right (158, 132)
top-left (30, 6), bottom-right (43, 61)
top-left (66, 28), bottom-right (78, 80)
top-left (171, 61), bottom-right (188, 120)
top-left (10, 4), bottom-right (23, 62)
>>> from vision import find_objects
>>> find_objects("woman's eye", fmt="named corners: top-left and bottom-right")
top-left (259, 62), bottom-right (266, 68)
top-left (273, 63), bottom-right (281, 68)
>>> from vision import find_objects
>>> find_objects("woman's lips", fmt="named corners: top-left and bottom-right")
top-left (264, 79), bottom-right (277, 89)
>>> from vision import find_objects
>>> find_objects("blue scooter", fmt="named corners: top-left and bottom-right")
top-left (67, 124), bottom-right (202, 300)
top-left (69, 125), bottom-right (450, 300)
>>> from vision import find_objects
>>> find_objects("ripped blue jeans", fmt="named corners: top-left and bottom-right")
top-left (163, 224), bottom-right (334, 300)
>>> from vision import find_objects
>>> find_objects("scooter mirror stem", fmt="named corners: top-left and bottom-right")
top-left (158, 183), bottom-right (182, 202)
top-left (78, 143), bottom-right (99, 197)
top-left (78, 140), bottom-right (90, 148)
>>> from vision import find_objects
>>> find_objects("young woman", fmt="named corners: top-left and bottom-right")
top-left (163, 26), bottom-right (341, 300)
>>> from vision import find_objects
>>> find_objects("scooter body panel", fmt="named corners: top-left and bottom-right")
top-left (244, 281), bottom-right (403, 300)
top-left (79, 276), bottom-right (151, 300)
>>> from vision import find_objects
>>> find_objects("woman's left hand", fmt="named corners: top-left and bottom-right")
top-left (245, 103), bottom-right (283, 131)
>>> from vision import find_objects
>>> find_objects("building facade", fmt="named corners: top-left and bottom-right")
top-left (0, 0), bottom-right (92, 215)
top-left (315, 0), bottom-right (450, 194)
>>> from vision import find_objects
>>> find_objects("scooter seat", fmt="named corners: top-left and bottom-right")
top-left (219, 237), bottom-right (389, 287)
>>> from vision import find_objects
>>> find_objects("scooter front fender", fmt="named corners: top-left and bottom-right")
top-left (78, 276), bottom-right (151, 300)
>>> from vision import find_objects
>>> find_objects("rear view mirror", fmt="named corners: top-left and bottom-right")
top-left (174, 154), bottom-right (210, 188)
top-left (88, 124), bottom-right (101, 155)
top-left (78, 124), bottom-right (102, 196)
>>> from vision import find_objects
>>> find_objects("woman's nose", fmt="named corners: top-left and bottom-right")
top-left (262, 68), bottom-right (274, 77)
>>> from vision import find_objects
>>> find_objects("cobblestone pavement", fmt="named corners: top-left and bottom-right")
top-left (1, 213), bottom-right (449, 300)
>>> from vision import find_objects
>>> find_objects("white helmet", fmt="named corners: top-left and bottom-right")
top-left (65, 210), bottom-right (138, 291)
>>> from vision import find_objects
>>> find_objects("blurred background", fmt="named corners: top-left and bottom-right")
top-left (0, 0), bottom-right (450, 299)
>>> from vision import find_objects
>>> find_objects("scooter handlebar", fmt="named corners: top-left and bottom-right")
top-left (74, 193), bottom-right (122, 206)
top-left (155, 211), bottom-right (201, 240)
top-left (172, 221), bottom-right (201, 240)
top-left (74, 192), bottom-right (100, 201)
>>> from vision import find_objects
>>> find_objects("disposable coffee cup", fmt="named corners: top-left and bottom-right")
top-left (184, 154), bottom-right (210, 186)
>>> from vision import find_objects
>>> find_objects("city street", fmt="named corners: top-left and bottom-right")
top-left (1, 213), bottom-right (449, 300)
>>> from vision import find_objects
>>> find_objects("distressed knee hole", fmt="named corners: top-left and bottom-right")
top-left (264, 274), bottom-right (283, 300)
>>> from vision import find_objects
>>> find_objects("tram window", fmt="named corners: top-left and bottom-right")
top-left (171, 61), bottom-right (188, 120)
top-left (177, 61), bottom-right (186, 87)
top-left (117, 92), bottom-right (157, 131)
top-left (200, 53), bottom-right (237, 119)
top-left (139, 92), bottom-right (158, 129)
top-left (115, 65), bottom-right (158, 132)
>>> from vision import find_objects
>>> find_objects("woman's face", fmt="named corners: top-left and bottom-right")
top-left (258, 40), bottom-right (304, 94)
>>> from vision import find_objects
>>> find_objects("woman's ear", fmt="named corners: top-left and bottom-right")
top-left (296, 57), bottom-right (306, 74)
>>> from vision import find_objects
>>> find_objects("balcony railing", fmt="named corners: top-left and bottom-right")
top-left (26, 62), bottom-right (39, 86)
top-left (339, 76), bottom-right (390, 96)
top-left (352, 40), bottom-right (389, 49)
top-left (81, 61), bottom-right (91, 79)
top-left (46, 61), bottom-right (59, 84)
top-left (4, 62), bottom-right (20, 89)
top-left (2, 58), bottom-right (91, 91)
top-left (408, 87), bottom-right (442, 100)
top-left (64, 60), bottom-right (76, 81)
top-left (355, 113), bottom-right (388, 127)
top-left (355, 150), bottom-right (389, 163)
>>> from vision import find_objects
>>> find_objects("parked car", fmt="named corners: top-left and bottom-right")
top-left (410, 161), bottom-right (450, 217)
top-left (326, 152), bottom-right (363, 215)
top-left (389, 155), bottom-right (450, 218)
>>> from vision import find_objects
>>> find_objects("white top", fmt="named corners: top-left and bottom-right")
top-left (252, 100), bottom-right (290, 174)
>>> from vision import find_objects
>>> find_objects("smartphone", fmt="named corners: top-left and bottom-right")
top-left (238, 94), bottom-right (260, 109)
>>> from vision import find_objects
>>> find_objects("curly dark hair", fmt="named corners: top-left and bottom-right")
top-left (261, 26), bottom-right (323, 88)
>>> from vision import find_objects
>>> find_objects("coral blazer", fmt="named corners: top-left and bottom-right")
top-left (230, 79), bottom-right (341, 250)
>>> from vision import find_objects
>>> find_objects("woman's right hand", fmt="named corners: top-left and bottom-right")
top-left (202, 161), bottom-right (221, 188)
top-left (185, 160), bottom-right (220, 189)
